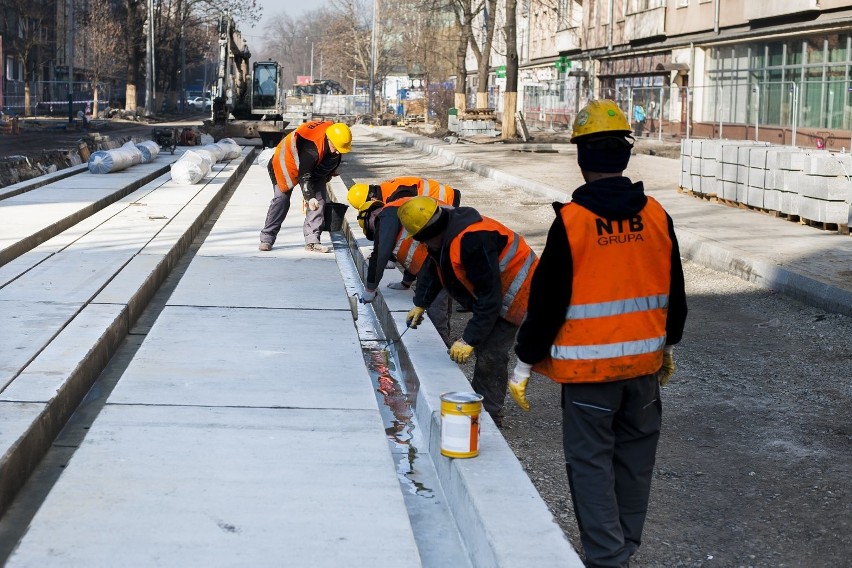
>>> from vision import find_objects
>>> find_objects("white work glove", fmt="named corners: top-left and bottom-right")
top-left (360, 288), bottom-right (377, 304)
top-left (509, 361), bottom-right (533, 411)
top-left (387, 281), bottom-right (412, 290)
top-left (308, 197), bottom-right (320, 211)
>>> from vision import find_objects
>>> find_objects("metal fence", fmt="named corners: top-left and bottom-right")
top-left (2, 81), bottom-right (113, 117)
top-left (521, 77), bottom-right (585, 130)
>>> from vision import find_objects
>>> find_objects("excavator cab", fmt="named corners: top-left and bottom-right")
top-left (252, 61), bottom-right (281, 115)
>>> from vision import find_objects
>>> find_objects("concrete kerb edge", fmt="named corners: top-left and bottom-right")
top-left (335, 205), bottom-right (581, 567)
top-left (0, 164), bottom-right (89, 202)
top-left (363, 127), bottom-right (569, 203)
top-left (676, 227), bottom-right (852, 317)
top-left (0, 149), bottom-right (256, 518)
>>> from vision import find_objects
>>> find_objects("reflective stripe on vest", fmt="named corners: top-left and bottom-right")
top-left (533, 197), bottom-right (672, 383)
top-left (450, 216), bottom-right (537, 326)
top-left (381, 177), bottom-right (457, 206)
top-left (393, 228), bottom-right (429, 274)
top-left (273, 121), bottom-right (330, 191)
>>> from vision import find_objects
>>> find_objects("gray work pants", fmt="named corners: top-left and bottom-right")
top-left (470, 317), bottom-right (518, 425)
top-left (561, 375), bottom-right (661, 568)
top-left (260, 184), bottom-right (328, 245)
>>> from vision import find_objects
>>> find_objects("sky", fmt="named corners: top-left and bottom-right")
top-left (244, 0), bottom-right (321, 54)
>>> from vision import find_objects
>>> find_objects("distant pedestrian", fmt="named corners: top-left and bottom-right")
top-left (510, 99), bottom-right (688, 568)
top-left (633, 102), bottom-right (646, 137)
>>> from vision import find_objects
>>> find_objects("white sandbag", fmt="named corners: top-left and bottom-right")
top-left (135, 140), bottom-right (161, 163)
top-left (193, 148), bottom-right (217, 170)
top-left (198, 134), bottom-right (215, 145)
top-left (256, 147), bottom-right (275, 167)
top-left (88, 147), bottom-right (137, 174)
top-left (170, 150), bottom-right (211, 184)
top-left (200, 143), bottom-right (226, 162)
top-left (121, 141), bottom-right (144, 165)
top-left (217, 138), bottom-right (242, 160)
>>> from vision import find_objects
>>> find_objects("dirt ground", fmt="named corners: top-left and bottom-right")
top-left (348, 132), bottom-right (852, 568)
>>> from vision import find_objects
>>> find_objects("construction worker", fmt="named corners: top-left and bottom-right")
top-left (397, 196), bottom-right (538, 427)
top-left (259, 120), bottom-right (352, 253)
top-left (347, 176), bottom-right (461, 210)
top-left (509, 99), bottom-right (688, 568)
top-left (354, 196), bottom-right (452, 345)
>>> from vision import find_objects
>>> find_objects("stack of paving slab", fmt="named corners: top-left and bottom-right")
top-left (680, 139), bottom-right (852, 230)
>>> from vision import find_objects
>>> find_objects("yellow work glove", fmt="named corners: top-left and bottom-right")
top-left (448, 339), bottom-right (474, 364)
top-left (405, 306), bottom-right (425, 328)
top-left (658, 347), bottom-right (676, 386)
top-left (509, 361), bottom-right (532, 411)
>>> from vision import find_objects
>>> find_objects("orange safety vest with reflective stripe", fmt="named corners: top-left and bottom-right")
top-left (381, 197), bottom-right (429, 275)
top-left (533, 197), bottom-right (672, 383)
top-left (271, 120), bottom-right (332, 192)
top-left (447, 217), bottom-right (538, 326)
top-left (380, 177), bottom-right (461, 206)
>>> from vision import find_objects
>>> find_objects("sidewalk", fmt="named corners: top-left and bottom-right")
top-left (367, 126), bottom-right (852, 317)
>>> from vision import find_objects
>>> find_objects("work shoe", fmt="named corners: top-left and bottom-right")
top-left (304, 243), bottom-right (330, 253)
top-left (258, 242), bottom-right (272, 251)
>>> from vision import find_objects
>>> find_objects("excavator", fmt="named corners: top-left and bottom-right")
top-left (205, 11), bottom-right (288, 148)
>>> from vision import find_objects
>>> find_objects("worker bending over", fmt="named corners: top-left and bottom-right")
top-left (354, 194), bottom-right (454, 346)
top-left (347, 176), bottom-right (461, 210)
top-left (510, 99), bottom-right (688, 568)
top-left (397, 196), bottom-right (538, 427)
top-left (259, 120), bottom-right (352, 253)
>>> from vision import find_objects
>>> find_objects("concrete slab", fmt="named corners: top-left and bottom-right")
top-left (0, 300), bottom-right (80, 389)
top-left (6, 405), bottom-right (421, 567)
top-left (0, 250), bottom-right (131, 303)
top-left (107, 305), bottom-right (376, 410)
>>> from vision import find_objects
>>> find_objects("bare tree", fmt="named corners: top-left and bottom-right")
top-left (77, 0), bottom-right (125, 118)
top-left (121, 0), bottom-right (146, 112)
top-left (449, 0), bottom-right (479, 112)
top-left (469, 0), bottom-right (497, 109)
top-left (501, 0), bottom-right (517, 139)
top-left (4, 0), bottom-right (53, 116)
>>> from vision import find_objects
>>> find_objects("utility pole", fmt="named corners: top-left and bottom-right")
top-left (66, 0), bottom-right (75, 123)
top-left (369, 0), bottom-right (378, 117)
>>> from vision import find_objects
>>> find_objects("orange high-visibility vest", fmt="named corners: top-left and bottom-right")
top-left (534, 197), bottom-right (673, 383)
top-left (447, 217), bottom-right (538, 326)
top-left (379, 177), bottom-right (461, 206)
top-left (271, 120), bottom-right (332, 192)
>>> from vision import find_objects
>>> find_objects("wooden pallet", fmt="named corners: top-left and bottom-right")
top-left (798, 218), bottom-right (851, 235)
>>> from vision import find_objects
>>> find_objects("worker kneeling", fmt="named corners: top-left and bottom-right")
top-left (397, 196), bottom-right (538, 428)
top-left (511, 99), bottom-right (688, 568)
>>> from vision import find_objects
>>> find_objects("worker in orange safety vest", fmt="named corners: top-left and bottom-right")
top-left (347, 176), bottom-right (461, 210)
top-left (259, 120), bottom-right (352, 253)
top-left (397, 196), bottom-right (538, 427)
top-left (510, 99), bottom-right (688, 568)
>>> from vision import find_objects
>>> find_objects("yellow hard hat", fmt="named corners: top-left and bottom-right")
top-left (397, 196), bottom-right (439, 238)
top-left (347, 183), bottom-right (370, 209)
top-left (570, 99), bottom-right (632, 143)
top-left (326, 122), bottom-right (352, 153)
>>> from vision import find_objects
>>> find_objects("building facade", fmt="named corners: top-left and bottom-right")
top-left (512, 0), bottom-right (852, 147)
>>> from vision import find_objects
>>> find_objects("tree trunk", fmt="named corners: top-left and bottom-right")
top-left (93, 85), bottom-right (100, 118)
top-left (502, 0), bottom-right (518, 139)
top-left (455, 21), bottom-right (469, 113)
top-left (24, 79), bottom-right (32, 117)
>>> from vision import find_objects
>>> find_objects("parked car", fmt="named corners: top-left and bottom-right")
top-left (188, 97), bottom-right (211, 111)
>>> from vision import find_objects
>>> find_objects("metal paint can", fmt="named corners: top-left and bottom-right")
top-left (440, 391), bottom-right (484, 458)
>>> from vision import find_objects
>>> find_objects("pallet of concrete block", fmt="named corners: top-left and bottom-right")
top-left (795, 151), bottom-right (852, 234)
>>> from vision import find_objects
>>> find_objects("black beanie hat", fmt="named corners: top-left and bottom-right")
top-left (576, 135), bottom-right (633, 173)
top-left (413, 207), bottom-right (449, 241)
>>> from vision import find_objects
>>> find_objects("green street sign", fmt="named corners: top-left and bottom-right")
top-left (496, 65), bottom-right (506, 78)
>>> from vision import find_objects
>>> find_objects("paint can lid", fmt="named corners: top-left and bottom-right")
top-left (441, 391), bottom-right (484, 404)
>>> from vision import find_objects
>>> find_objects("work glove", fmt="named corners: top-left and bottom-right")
top-left (360, 288), bottom-right (377, 304)
top-left (658, 346), bottom-right (676, 386)
top-left (509, 361), bottom-right (532, 411)
top-left (387, 281), bottom-right (412, 290)
top-left (405, 306), bottom-right (425, 329)
top-left (385, 260), bottom-right (396, 269)
top-left (308, 197), bottom-right (320, 211)
top-left (448, 340), bottom-right (474, 364)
